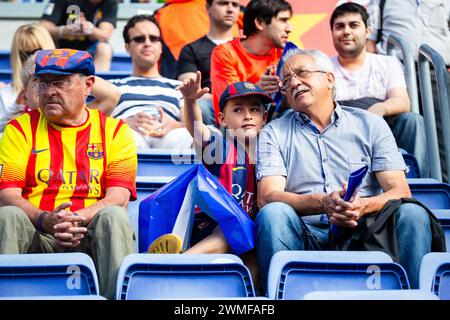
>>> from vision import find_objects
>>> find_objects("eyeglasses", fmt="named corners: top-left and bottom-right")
top-left (129, 34), bottom-right (162, 44)
top-left (19, 48), bottom-right (41, 62)
top-left (279, 68), bottom-right (326, 92)
top-left (35, 78), bottom-right (73, 92)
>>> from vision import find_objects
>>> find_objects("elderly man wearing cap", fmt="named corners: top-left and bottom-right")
top-left (255, 48), bottom-right (436, 292)
top-left (0, 49), bottom-right (137, 299)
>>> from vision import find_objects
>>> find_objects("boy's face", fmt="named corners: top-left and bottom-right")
top-left (218, 95), bottom-right (267, 141)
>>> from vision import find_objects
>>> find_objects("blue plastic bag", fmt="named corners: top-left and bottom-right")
top-left (138, 164), bottom-right (255, 255)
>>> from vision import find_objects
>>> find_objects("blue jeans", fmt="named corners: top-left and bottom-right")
top-left (386, 112), bottom-right (428, 177)
top-left (255, 202), bottom-right (431, 292)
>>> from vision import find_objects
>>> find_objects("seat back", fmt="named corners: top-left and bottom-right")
top-left (420, 252), bottom-right (450, 299)
top-left (116, 254), bottom-right (255, 300)
top-left (401, 151), bottom-right (421, 178)
top-left (137, 148), bottom-right (197, 178)
top-left (409, 183), bottom-right (450, 209)
top-left (0, 253), bottom-right (99, 297)
top-left (110, 53), bottom-right (132, 71)
top-left (303, 289), bottom-right (438, 300)
top-left (267, 251), bottom-right (409, 300)
top-left (0, 50), bottom-right (10, 69)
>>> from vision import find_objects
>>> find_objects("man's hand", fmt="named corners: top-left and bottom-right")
top-left (53, 214), bottom-right (88, 250)
top-left (177, 71), bottom-right (209, 101)
top-left (148, 108), bottom-right (184, 138)
top-left (258, 65), bottom-right (280, 94)
top-left (39, 202), bottom-right (87, 250)
top-left (76, 12), bottom-right (95, 36)
top-left (42, 202), bottom-right (74, 233)
top-left (124, 111), bottom-right (163, 137)
top-left (321, 185), bottom-right (364, 228)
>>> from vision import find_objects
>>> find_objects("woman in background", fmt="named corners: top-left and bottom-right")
top-left (0, 23), bottom-right (55, 133)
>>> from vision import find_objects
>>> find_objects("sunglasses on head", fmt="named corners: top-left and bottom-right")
top-left (129, 34), bottom-right (162, 44)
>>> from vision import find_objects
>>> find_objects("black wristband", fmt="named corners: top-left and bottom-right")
top-left (36, 211), bottom-right (49, 233)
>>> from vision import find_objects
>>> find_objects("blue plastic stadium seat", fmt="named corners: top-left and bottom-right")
top-left (420, 252), bottom-right (450, 300)
top-left (409, 182), bottom-right (450, 209)
top-left (400, 149), bottom-right (421, 178)
top-left (303, 289), bottom-right (438, 300)
top-left (110, 53), bottom-right (132, 71)
top-left (116, 254), bottom-right (255, 300)
top-left (267, 251), bottom-right (410, 300)
top-left (0, 51), bottom-right (130, 72)
top-left (0, 69), bottom-right (11, 83)
top-left (128, 176), bottom-right (171, 244)
top-left (0, 50), bottom-right (10, 69)
top-left (0, 253), bottom-right (99, 298)
top-left (432, 209), bottom-right (450, 252)
top-left (96, 70), bottom-right (131, 80)
top-left (137, 148), bottom-right (197, 178)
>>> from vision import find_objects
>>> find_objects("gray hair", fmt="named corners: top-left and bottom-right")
top-left (20, 53), bottom-right (36, 88)
top-left (281, 48), bottom-right (336, 98)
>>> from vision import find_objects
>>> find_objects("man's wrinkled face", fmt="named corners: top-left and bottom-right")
top-left (281, 54), bottom-right (334, 112)
top-left (37, 73), bottom-right (93, 124)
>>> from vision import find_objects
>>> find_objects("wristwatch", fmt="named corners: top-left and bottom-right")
top-left (36, 211), bottom-right (50, 233)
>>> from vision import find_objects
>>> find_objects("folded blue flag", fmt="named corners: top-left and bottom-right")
top-left (331, 165), bottom-right (369, 238)
top-left (343, 165), bottom-right (369, 202)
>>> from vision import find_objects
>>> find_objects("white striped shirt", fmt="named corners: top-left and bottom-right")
top-left (110, 76), bottom-right (184, 120)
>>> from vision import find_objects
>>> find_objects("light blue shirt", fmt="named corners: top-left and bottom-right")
top-left (256, 104), bottom-right (406, 225)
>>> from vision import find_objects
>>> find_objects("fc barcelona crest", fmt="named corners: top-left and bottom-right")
top-left (87, 143), bottom-right (104, 160)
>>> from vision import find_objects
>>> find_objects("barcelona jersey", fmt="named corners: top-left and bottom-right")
top-left (0, 108), bottom-right (137, 212)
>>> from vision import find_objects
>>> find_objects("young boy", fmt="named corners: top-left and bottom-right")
top-left (148, 71), bottom-right (271, 255)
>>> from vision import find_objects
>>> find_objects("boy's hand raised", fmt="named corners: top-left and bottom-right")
top-left (177, 71), bottom-right (210, 101)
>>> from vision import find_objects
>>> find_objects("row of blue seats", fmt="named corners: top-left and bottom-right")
top-left (0, 69), bottom-right (131, 83)
top-left (136, 149), bottom-right (422, 179)
top-left (0, 251), bottom-right (448, 300)
top-left (0, 50), bottom-right (132, 83)
top-left (0, 50), bottom-right (132, 71)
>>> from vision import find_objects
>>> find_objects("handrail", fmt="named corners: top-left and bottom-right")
top-left (418, 44), bottom-right (450, 182)
top-left (386, 34), bottom-right (420, 114)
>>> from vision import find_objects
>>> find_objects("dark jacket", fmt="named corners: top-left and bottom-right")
top-left (331, 198), bottom-right (446, 262)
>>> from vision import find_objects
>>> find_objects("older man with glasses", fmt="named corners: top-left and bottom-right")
top-left (108, 14), bottom-right (193, 150)
top-left (0, 49), bottom-right (137, 299)
top-left (255, 48), bottom-right (438, 293)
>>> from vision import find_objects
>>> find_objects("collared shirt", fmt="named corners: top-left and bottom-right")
top-left (256, 103), bottom-right (406, 225)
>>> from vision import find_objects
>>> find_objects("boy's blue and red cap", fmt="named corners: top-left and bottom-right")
top-left (219, 81), bottom-right (273, 111)
top-left (34, 49), bottom-right (95, 77)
